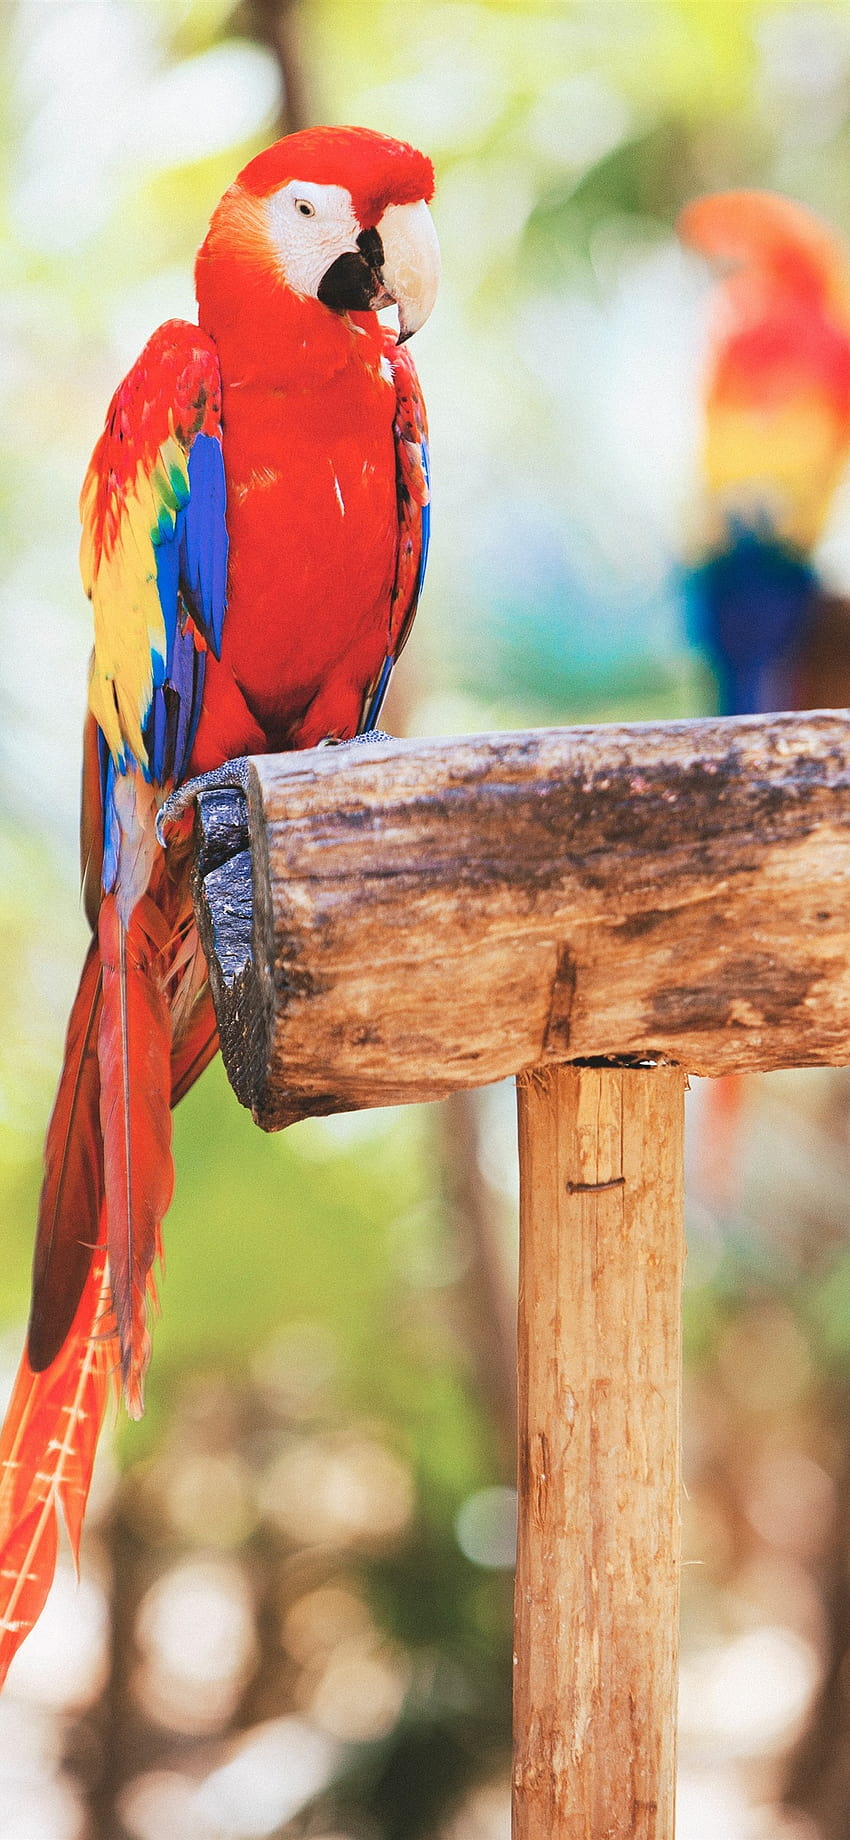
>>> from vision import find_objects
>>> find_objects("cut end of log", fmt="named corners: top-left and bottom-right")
top-left (192, 781), bottom-right (275, 1122)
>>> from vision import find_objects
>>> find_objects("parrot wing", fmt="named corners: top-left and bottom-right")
top-left (80, 317), bottom-right (228, 842)
top-left (361, 333), bottom-right (431, 730)
top-left (30, 322), bottom-right (229, 1395)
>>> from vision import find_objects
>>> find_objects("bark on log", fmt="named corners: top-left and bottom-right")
top-left (513, 1064), bottom-right (684, 1839)
top-left (189, 711), bottom-right (850, 1129)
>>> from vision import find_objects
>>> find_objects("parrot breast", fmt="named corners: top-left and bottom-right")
top-left (190, 313), bottom-right (400, 767)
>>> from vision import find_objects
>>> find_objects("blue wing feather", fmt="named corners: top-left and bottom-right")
top-left (179, 433), bottom-right (228, 659)
top-left (101, 740), bottom-right (120, 894)
top-left (145, 430), bottom-right (228, 785)
top-left (416, 438), bottom-right (431, 603)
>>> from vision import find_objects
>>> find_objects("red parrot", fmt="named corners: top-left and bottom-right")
top-left (679, 189), bottom-right (850, 713)
top-left (679, 192), bottom-right (850, 1210)
top-left (0, 126), bottom-right (438, 1682)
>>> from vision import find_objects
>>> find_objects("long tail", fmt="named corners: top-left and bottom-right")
top-left (28, 914), bottom-right (217, 1377)
top-left (28, 891), bottom-right (175, 1417)
top-left (98, 890), bottom-right (173, 1419)
top-left (0, 890), bottom-right (218, 1687)
top-left (693, 1071), bottom-right (747, 1213)
top-left (0, 1242), bottom-right (116, 1686)
top-left (28, 938), bottom-right (104, 1372)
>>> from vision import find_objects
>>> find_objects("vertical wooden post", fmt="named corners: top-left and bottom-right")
top-left (513, 1064), bottom-right (685, 1839)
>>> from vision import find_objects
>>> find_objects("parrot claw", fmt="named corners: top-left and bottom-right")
top-left (156, 735), bottom-right (393, 846)
top-left (317, 729), bottom-right (394, 747)
top-left (155, 758), bottom-right (253, 845)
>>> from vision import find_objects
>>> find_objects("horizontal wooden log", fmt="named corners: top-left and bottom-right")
top-left (190, 711), bottom-right (850, 1128)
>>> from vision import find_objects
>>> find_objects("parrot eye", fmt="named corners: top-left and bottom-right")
top-left (295, 199), bottom-right (316, 218)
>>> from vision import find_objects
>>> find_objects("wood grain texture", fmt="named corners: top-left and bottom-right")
top-left (513, 1064), bottom-right (684, 1839)
top-left (190, 712), bottom-right (850, 1126)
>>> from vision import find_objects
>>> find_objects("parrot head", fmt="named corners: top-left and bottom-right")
top-left (196, 125), bottom-right (439, 345)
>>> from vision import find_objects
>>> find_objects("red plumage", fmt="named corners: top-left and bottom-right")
top-left (0, 125), bottom-right (437, 1683)
top-left (237, 125), bottom-right (434, 221)
top-left (28, 939), bottom-right (103, 1372)
top-left (191, 319), bottom-right (413, 761)
top-left (98, 890), bottom-right (174, 1418)
top-left (0, 1247), bottom-right (114, 1678)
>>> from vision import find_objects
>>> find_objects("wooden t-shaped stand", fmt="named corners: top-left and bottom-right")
top-left (186, 712), bottom-right (850, 1837)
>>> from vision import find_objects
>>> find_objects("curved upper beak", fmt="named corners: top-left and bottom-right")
top-left (376, 198), bottom-right (441, 343)
top-left (317, 197), bottom-right (440, 339)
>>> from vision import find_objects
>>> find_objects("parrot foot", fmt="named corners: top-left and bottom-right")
top-left (155, 759), bottom-right (253, 846)
top-left (156, 732), bottom-right (394, 848)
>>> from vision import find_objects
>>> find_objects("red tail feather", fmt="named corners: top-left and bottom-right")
top-left (0, 1247), bottom-right (116, 1686)
top-left (0, 893), bottom-right (212, 1683)
top-left (28, 940), bottom-right (104, 1373)
top-left (98, 893), bottom-right (173, 1419)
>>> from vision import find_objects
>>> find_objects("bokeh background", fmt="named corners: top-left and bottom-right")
top-left (4, 2), bottom-right (850, 1836)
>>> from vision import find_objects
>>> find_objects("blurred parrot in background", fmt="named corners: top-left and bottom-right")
top-left (679, 190), bottom-right (850, 1204)
top-left (680, 188), bottom-right (850, 715)
top-left (0, 126), bottom-right (438, 1683)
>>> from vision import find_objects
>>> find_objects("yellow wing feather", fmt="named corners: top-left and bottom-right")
top-left (82, 435), bottom-right (190, 767)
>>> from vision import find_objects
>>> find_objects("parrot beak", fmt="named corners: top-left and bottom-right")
top-left (317, 198), bottom-right (440, 339)
top-left (376, 199), bottom-right (441, 343)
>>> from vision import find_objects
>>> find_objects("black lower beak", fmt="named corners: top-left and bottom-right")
top-left (318, 227), bottom-right (386, 314)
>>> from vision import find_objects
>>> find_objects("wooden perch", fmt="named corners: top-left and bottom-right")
top-left (191, 709), bottom-right (850, 1129)
top-left (185, 709), bottom-right (849, 1836)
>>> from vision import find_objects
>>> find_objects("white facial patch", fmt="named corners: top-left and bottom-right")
top-left (265, 179), bottom-right (361, 298)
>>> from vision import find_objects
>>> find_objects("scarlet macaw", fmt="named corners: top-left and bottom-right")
top-left (679, 191), bottom-right (850, 1207)
top-left (679, 188), bottom-right (850, 714)
top-left (0, 126), bottom-right (439, 1681)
